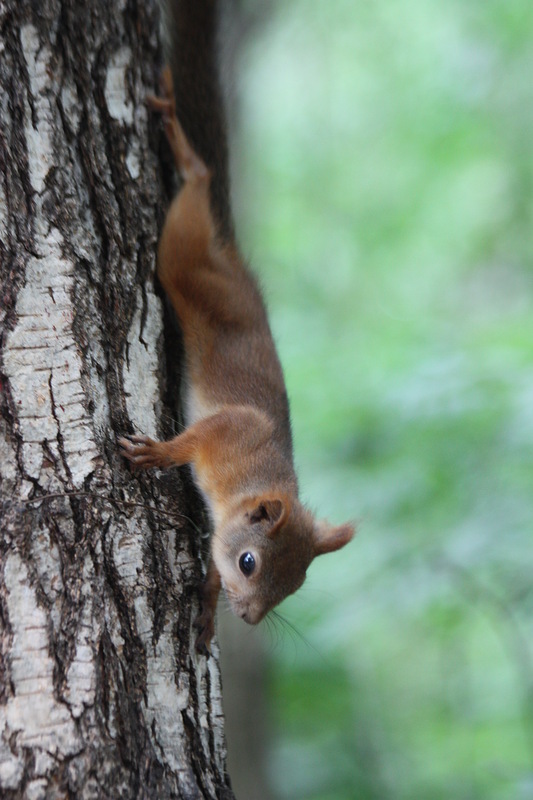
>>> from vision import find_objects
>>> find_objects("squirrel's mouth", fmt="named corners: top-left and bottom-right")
top-left (236, 605), bottom-right (265, 626)
top-left (226, 594), bottom-right (264, 625)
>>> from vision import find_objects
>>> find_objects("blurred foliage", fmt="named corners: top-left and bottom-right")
top-left (232, 0), bottom-right (533, 797)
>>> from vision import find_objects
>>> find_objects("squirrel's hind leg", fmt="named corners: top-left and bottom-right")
top-left (147, 68), bottom-right (209, 184)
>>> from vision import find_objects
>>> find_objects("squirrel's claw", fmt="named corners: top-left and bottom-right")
top-left (147, 67), bottom-right (175, 116)
top-left (146, 94), bottom-right (173, 116)
top-left (118, 434), bottom-right (164, 469)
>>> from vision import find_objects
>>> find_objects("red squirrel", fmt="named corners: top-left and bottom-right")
top-left (119, 0), bottom-right (354, 653)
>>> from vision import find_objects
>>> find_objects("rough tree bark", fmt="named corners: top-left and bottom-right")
top-left (0, 0), bottom-right (234, 797)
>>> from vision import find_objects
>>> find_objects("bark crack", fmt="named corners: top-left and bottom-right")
top-left (47, 370), bottom-right (72, 485)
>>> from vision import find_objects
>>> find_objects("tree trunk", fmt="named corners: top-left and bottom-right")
top-left (0, 1), bottom-right (233, 797)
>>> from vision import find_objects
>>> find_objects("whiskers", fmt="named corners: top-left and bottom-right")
top-left (218, 593), bottom-right (236, 618)
top-left (263, 609), bottom-right (325, 662)
top-left (217, 598), bottom-right (327, 663)
top-left (261, 610), bottom-right (284, 652)
top-left (158, 408), bottom-right (185, 433)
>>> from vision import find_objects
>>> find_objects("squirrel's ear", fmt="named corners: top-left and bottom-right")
top-left (313, 520), bottom-right (355, 556)
top-left (249, 498), bottom-right (286, 535)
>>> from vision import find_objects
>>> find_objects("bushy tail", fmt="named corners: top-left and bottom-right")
top-left (161, 0), bottom-right (233, 238)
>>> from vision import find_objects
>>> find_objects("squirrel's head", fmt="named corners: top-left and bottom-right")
top-left (211, 493), bottom-right (355, 624)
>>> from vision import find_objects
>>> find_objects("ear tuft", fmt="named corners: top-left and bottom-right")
top-left (314, 520), bottom-right (355, 556)
top-left (250, 498), bottom-right (283, 525)
top-left (249, 498), bottom-right (285, 532)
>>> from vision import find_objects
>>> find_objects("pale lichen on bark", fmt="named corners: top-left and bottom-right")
top-left (123, 286), bottom-right (164, 438)
top-left (3, 554), bottom-right (81, 756)
top-left (4, 23), bottom-right (100, 488)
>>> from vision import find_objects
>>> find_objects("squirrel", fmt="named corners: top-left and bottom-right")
top-left (119, 0), bottom-right (355, 654)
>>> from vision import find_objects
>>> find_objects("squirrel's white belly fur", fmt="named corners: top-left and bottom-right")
top-left (182, 375), bottom-right (217, 427)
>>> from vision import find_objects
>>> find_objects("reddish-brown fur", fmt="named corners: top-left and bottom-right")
top-left (119, 70), bottom-right (354, 654)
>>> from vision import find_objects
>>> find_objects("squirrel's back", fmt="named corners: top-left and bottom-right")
top-left (158, 0), bottom-right (294, 458)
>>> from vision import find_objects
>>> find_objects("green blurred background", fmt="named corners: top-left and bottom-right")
top-left (225, 0), bottom-right (533, 797)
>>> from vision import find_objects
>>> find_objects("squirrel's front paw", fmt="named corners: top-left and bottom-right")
top-left (193, 607), bottom-right (215, 656)
top-left (118, 434), bottom-right (168, 469)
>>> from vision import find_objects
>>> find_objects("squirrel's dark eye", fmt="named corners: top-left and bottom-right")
top-left (239, 552), bottom-right (256, 576)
